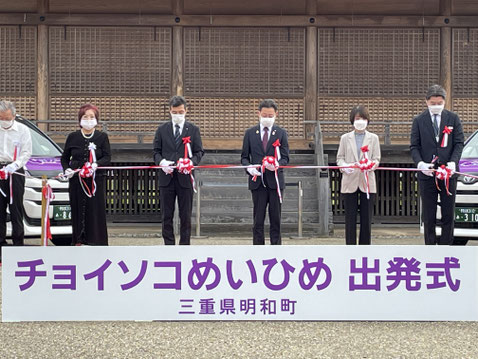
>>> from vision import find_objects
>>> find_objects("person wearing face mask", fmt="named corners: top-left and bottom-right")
top-left (60, 104), bottom-right (111, 245)
top-left (241, 99), bottom-right (290, 245)
top-left (411, 84), bottom-right (464, 245)
top-left (153, 96), bottom-right (204, 245)
top-left (337, 105), bottom-right (381, 245)
top-left (0, 100), bottom-right (32, 262)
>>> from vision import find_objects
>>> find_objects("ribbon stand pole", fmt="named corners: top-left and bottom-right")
top-left (40, 175), bottom-right (48, 246)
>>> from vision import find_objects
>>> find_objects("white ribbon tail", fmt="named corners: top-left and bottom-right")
top-left (274, 169), bottom-right (282, 203)
top-left (92, 171), bottom-right (97, 196)
top-left (190, 171), bottom-right (197, 193)
top-left (9, 175), bottom-right (13, 204)
top-left (275, 146), bottom-right (281, 161)
top-left (187, 143), bottom-right (192, 159)
top-left (79, 175), bottom-right (93, 198)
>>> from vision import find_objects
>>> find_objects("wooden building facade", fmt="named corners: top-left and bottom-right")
top-left (1, 0), bottom-right (478, 227)
top-left (0, 0), bottom-right (477, 149)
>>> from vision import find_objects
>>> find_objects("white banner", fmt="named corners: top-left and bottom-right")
top-left (2, 246), bottom-right (478, 321)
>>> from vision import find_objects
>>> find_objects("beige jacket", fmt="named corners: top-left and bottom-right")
top-left (336, 130), bottom-right (381, 194)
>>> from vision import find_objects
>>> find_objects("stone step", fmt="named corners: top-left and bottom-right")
top-left (200, 152), bottom-right (316, 165)
top-left (195, 168), bottom-right (318, 177)
top-left (192, 223), bottom-right (318, 238)
top-left (192, 223), bottom-right (319, 236)
top-left (195, 212), bottom-right (319, 224)
top-left (193, 198), bottom-right (319, 212)
top-left (197, 187), bottom-right (317, 201)
top-left (195, 176), bottom-right (319, 189)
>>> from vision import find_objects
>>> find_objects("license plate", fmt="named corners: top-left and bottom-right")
top-left (455, 207), bottom-right (478, 223)
top-left (53, 205), bottom-right (72, 221)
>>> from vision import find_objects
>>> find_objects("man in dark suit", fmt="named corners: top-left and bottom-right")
top-left (241, 99), bottom-right (290, 245)
top-left (410, 84), bottom-right (464, 245)
top-left (153, 96), bottom-right (204, 245)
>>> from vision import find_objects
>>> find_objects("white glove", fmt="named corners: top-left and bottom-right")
top-left (247, 167), bottom-right (262, 177)
top-left (340, 163), bottom-right (355, 174)
top-left (418, 161), bottom-right (434, 177)
top-left (264, 159), bottom-right (279, 172)
top-left (160, 159), bottom-right (175, 175)
top-left (4, 162), bottom-right (19, 174)
top-left (59, 168), bottom-right (75, 180)
top-left (447, 161), bottom-right (456, 174)
top-left (91, 163), bottom-right (98, 171)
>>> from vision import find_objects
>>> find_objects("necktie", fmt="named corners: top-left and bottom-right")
top-left (174, 124), bottom-right (181, 147)
top-left (262, 127), bottom-right (269, 152)
top-left (433, 114), bottom-right (439, 138)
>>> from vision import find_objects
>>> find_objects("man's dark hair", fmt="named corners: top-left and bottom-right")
top-left (426, 84), bottom-right (447, 100)
top-left (349, 105), bottom-right (370, 125)
top-left (258, 99), bottom-right (278, 112)
top-left (169, 95), bottom-right (188, 108)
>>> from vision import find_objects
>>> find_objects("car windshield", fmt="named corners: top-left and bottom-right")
top-left (29, 126), bottom-right (62, 157)
top-left (462, 132), bottom-right (478, 159)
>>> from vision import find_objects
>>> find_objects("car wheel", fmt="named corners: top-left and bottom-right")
top-left (452, 238), bottom-right (468, 246)
top-left (50, 235), bottom-right (72, 246)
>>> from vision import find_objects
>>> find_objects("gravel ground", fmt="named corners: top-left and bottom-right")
top-left (1, 226), bottom-right (478, 358)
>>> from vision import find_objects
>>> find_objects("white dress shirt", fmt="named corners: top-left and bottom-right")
top-left (429, 110), bottom-right (441, 141)
top-left (0, 120), bottom-right (33, 168)
top-left (260, 124), bottom-right (272, 142)
top-left (172, 121), bottom-right (184, 136)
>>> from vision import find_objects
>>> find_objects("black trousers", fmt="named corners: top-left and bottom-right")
top-left (69, 175), bottom-right (108, 246)
top-left (343, 190), bottom-right (375, 245)
top-left (251, 186), bottom-right (282, 245)
top-left (160, 175), bottom-right (193, 245)
top-left (0, 169), bottom-right (25, 247)
top-left (419, 178), bottom-right (457, 245)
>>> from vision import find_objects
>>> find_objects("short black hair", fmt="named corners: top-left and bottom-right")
top-left (169, 95), bottom-right (187, 108)
top-left (349, 105), bottom-right (370, 125)
top-left (426, 84), bottom-right (446, 100)
top-left (258, 99), bottom-right (278, 112)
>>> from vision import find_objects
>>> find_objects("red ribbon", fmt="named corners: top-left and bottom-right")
top-left (182, 136), bottom-right (191, 157)
top-left (441, 126), bottom-right (453, 148)
top-left (435, 164), bottom-right (452, 195)
top-left (358, 146), bottom-right (375, 199)
top-left (271, 140), bottom-right (283, 203)
top-left (41, 184), bottom-right (55, 245)
top-left (180, 136), bottom-right (196, 192)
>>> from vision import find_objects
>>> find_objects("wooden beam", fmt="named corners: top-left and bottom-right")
top-left (37, 0), bottom-right (49, 13)
top-left (171, 0), bottom-right (184, 16)
top-left (305, 28), bottom-right (317, 124)
top-left (306, 0), bottom-right (317, 16)
top-left (171, 26), bottom-right (183, 96)
top-left (171, 0), bottom-right (184, 96)
top-left (2, 13), bottom-right (478, 27)
top-left (37, 23), bottom-right (49, 127)
top-left (440, 0), bottom-right (452, 110)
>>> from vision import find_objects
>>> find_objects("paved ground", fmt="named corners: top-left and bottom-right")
top-left (1, 225), bottom-right (478, 358)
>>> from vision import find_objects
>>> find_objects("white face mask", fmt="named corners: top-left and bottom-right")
top-left (171, 113), bottom-right (185, 125)
top-left (0, 120), bottom-right (13, 129)
top-left (260, 116), bottom-right (275, 128)
top-left (353, 118), bottom-right (368, 131)
top-left (80, 118), bottom-right (97, 131)
top-left (428, 104), bottom-right (444, 115)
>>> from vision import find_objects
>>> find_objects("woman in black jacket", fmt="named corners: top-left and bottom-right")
top-left (61, 104), bottom-right (111, 245)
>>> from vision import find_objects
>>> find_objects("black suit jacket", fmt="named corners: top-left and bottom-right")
top-left (241, 124), bottom-right (290, 190)
top-left (153, 121), bottom-right (204, 188)
top-left (410, 109), bottom-right (464, 180)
